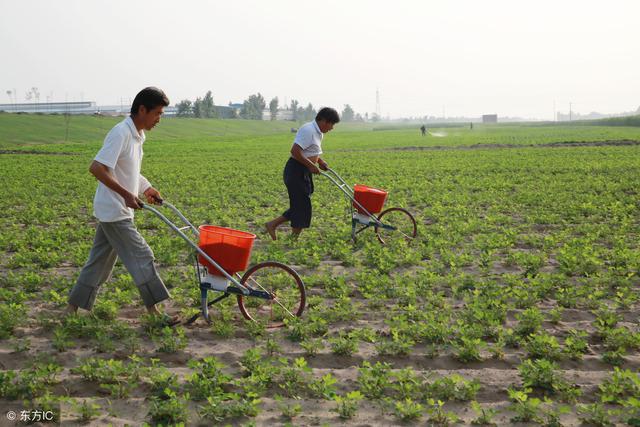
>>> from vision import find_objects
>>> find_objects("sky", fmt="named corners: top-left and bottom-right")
top-left (1, 0), bottom-right (639, 119)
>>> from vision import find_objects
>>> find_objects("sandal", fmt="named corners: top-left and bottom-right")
top-left (158, 313), bottom-right (181, 327)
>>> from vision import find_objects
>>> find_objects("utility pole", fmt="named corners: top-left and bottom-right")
top-left (375, 88), bottom-right (381, 118)
top-left (569, 102), bottom-right (572, 122)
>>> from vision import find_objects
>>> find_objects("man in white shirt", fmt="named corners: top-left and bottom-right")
top-left (265, 107), bottom-right (340, 240)
top-left (66, 87), bottom-right (179, 326)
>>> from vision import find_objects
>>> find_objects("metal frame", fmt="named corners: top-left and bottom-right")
top-left (320, 168), bottom-right (396, 240)
top-left (142, 201), bottom-right (268, 323)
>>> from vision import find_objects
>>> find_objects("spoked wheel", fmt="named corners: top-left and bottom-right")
top-left (237, 261), bottom-right (305, 328)
top-left (375, 207), bottom-right (417, 245)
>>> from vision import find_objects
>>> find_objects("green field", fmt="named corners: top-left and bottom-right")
top-left (1, 114), bottom-right (639, 425)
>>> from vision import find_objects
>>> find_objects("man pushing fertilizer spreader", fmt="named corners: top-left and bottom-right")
top-left (265, 107), bottom-right (341, 240)
top-left (66, 87), bottom-right (179, 327)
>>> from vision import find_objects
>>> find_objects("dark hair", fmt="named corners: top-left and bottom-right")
top-left (316, 107), bottom-right (340, 124)
top-left (130, 87), bottom-right (170, 116)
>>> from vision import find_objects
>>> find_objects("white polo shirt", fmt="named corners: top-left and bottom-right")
top-left (92, 117), bottom-right (152, 222)
top-left (293, 120), bottom-right (323, 158)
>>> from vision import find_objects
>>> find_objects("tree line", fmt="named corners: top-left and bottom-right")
top-left (174, 91), bottom-right (364, 122)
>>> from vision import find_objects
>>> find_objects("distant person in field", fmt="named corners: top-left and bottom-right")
top-left (66, 87), bottom-right (179, 326)
top-left (420, 124), bottom-right (427, 136)
top-left (265, 107), bottom-right (341, 240)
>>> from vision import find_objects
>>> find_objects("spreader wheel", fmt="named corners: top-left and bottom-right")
top-left (375, 207), bottom-right (417, 245)
top-left (237, 262), bottom-right (305, 328)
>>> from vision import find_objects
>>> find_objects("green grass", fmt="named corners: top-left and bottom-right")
top-left (0, 113), bottom-right (379, 148)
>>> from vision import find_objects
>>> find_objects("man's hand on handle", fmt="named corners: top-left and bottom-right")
top-left (143, 187), bottom-right (163, 205)
top-left (124, 192), bottom-right (144, 209)
top-left (318, 159), bottom-right (329, 171)
top-left (307, 164), bottom-right (320, 174)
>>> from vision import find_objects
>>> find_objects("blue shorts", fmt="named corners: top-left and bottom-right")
top-left (282, 157), bottom-right (314, 228)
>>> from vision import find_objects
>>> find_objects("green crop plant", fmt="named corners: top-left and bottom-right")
top-left (52, 326), bottom-right (75, 352)
top-left (470, 401), bottom-right (499, 425)
top-left (71, 399), bottom-right (102, 423)
top-left (517, 359), bottom-right (581, 401)
top-left (375, 330), bottom-right (415, 356)
top-left (563, 329), bottom-right (589, 361)
top-left (507, 388), bottom-right (542, 423)
top-left (153, 326), bottom-right (188, 353)
top-left (187, 357), bottom-right (232, 401)
top-left (263, 335), bottom-right (282, 356)
top-left (210, 309), bottom-right (236, 338)
top-left (275, 395), bottom-right (302, 420)
top-left (93, 330), bottom-right (116, 353)
top-left (393, 398), bottom-right (424, 421)
top-left (329, 331), bottom-right (359, 356)
top-left (277, 357), bottom-right (312, 398)
top-left (299, 337), bottom-right (324, 357)
top-left (333, 391), bottom-right (362, 419)
top-left (453, 336), bottom-right (485, 363)
top-left (425, 374), bottom-right (480, 401)
top-left (548, 306), bottom-right (564, 324)
top-left (390, 367), bottom-right (424, 401)
top-left (308, 373), bottom-right (338, 400)
top-left (10, 337), bottom-right (31, 353)
top-left (0, 363), bottom-right (62, 400)
top-left (598, 368), bottom-right (640, 404)
top-left (577, 403), bottom-right (618, 426)
top-left (148, 390), bottom-right (190, 425)
top-left (285, 315), bottom-right (328, 342)
top-left (244, 318), bottom-right (267, 339)
top-left (425, 399), bottom-right (459, 425)
top-left (525, 331), bottom-right (563, 361)
top-left (514, 307), bottom-right (544, 337)
top-left (0, 303), bottom-right (26, 339)
top-left (148, 368), bottom-right (180, 400)
top-left (357, 361), bottom-right (391, 399)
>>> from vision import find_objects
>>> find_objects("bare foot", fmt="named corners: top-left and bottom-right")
top-left (265, 222), bottom-right (277, 240)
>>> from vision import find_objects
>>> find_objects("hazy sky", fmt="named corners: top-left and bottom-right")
top-left (1, 0), bottom-right (638, 119)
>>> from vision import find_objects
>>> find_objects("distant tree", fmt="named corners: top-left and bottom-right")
top-left (355, 113), bottom-right (364, 122)
top-left (371, 113), bottom-right (380, 122)
top-left (201, 91), bottom-right (216, 118)
top-left (176, 99), bottom-right (193, 117)
top-left (637, 105), bottom-right (640, 114)
top-left (269, 97), bottom-right (279, 121)
top-left (290, 99), bottom-right (299, 121)
top-left (241, 93), bottom-right (266, 120)
top-left (192, 97), bottom-right (202, 118)
top-left (342, 104), bottom-right (355, 122)
top-left (303, 103), bottom-right (316, 121)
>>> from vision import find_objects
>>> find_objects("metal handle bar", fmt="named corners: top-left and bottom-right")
top-left (162, 201), bottom-right (199, 237)
top-left (320, 168), bottom-right (381, 224)
top-left (141, 202), bottom-right (250, 295)
top-left (321, 168), bottom-right (353, 193)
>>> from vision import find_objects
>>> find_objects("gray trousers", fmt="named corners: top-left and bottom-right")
top-left (68, 219), bottom-right (171, 310)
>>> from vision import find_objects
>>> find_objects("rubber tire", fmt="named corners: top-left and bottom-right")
top-left (375, 207), bottom-right (417, 245)
top-left (237, 261), bottom-right (306, 328)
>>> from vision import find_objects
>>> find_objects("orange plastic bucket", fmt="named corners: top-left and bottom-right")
top-left (353, 184), bottom-right (388, 214)
top-left (198, 225), bottom-right (256, 276)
